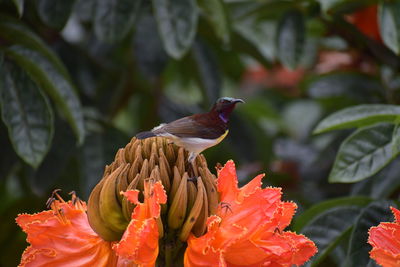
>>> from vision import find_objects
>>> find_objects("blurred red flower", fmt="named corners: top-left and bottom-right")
top-left (348, 5), bottom-right (381, 42)
top-left (184, 160), bottom-right (317, 267)
top-left (368, 207), bottom-right (400, 267)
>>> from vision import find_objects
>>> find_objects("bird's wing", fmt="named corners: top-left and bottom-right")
top-left (152, 116), bottom-right (224, 139)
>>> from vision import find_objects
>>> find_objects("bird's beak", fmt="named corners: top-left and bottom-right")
top-left (233, 98), bottom-right (245, 104)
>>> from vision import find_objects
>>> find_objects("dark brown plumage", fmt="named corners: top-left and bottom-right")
top-left (136, 97), bottom-right (244, 162)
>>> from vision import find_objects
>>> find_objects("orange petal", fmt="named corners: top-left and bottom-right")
top-left (237, 174), bottom-right (264, 203)
top-left (185, 160), bottom-right (317, 267)
top-left (219, 187), bottom-right (282, 233)
top-left (16, 200), bottom-right (118, 267)
top-left (254, 231), bottom-right (317, 266)
top-left (122, 190), bottom-right (140, 205)
top-left (217, 160), bottom-right (240, 203)
top-left (184, 216), bottom-right (222, 267)
top-left (391, 207), bottom-right (400, 223)
top-left (113, 217), bottom-right (159, 267)
top-left (113, 181), bottom-right (167, 266)
top-left (369, 225), bottom-right (400, 255)
top-left (368, 207), bottom-right (400, 267)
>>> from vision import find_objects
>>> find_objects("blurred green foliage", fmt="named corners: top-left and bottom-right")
top-left (1, 0), bottom-right (400, 266)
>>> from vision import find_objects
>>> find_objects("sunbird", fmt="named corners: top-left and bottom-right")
top-left (136, 97), bottom-right (244, 163)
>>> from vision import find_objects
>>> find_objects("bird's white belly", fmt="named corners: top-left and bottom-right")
top-left (159, 131), bottom-right (228, 154)
top-left (174, 137), bottom-right (221, 154)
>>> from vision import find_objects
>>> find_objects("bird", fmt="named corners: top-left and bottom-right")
top-left (136, 97), bottom-right (244, 163)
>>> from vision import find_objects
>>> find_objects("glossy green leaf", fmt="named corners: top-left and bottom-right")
top-left (74, 0), bottom-right (95, 22)
top-left (317, 0), bottom-right (375, 14)
top-left (301, 206), bottom-right (363, 266)
top-left (344, 201), bottom-right (395, 267)
top-left (133, 14), bottom-right (168, 80)
top-left (379, 2), bottom-right (400, 55)
top-left (79, 133), bottom-right (104, 199)
top-left (318, 0), bottom-right (345, 12)
top-left (393, 123), bottom-right (400, 155)
top-left (293, 196), bottom-right (372, 232)
top-left (329, 123), bottom-right (399, 183)
top-left (5, 45), bottom-right (85, 144)
top-left (79, 125), bottom-right (129, 198)
top-left (199, 0), bottom-right (230, 45)
top-left (234, 18), bottom-right (276, 63)
top-left (0, 17), bottom-right (70, 78)
top-left (152, 0), bottom-right (199, 59)
top-left (37, 0), bottom-right (76, 29)
top-left (12, 0), bottom-right (24, 16)
top-left (351, 158), bottom-right (400, 199)
top-left (276, 10), bottom-right (305, 70)
top-left (314, 104), bottom-right (400, 134)
top-left (0, 61), bottom-right (53, 168)
top-left (94, 0), bottom-right (141, 42)
top-left (283, 100), bottom-right (322, 140)
top-left (306, 72), bottom-right (384, 101)
top-left (192, 41), bottom-right (221, 105)
top-left (29, 121), bottom-right (77, 194)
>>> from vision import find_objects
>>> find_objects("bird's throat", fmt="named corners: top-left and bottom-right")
top-left (218, 113), bottom-right (229, 123)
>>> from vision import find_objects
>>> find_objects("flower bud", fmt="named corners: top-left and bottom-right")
top-left (87, 137), bottom-right (218, 242)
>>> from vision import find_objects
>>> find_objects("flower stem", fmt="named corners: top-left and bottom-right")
top-left (165, 242), bottom-right (173, 267)
top-left (164, 230), bottom-right (185, 267)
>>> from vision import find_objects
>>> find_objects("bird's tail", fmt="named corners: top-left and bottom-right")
top-left (136, 131), bottom-right (156, 139)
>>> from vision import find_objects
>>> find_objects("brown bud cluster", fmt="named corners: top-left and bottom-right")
top-left (87, 137), bottom-right (219, 242)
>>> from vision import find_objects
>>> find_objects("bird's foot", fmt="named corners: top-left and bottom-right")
top-left (186, 162), bottom-right (198, 181)
top-left (187, 176), bottom-right (197, 182)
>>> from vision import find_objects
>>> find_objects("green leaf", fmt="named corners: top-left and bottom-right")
top-left (199, 0), bottom-right (230, 45)
top-left (79, 133), bottom-right (104, 199)
top-left (94, 0), bottom-right (141, 42)
top-left (393, 123), bottom-right (400, 155)
top-left (317, 0), bottom-right (376, 14)
top-left (0, 17), bottom-right (70, 79)
top-left (306, 72), bottom-right (384, 101)
top-left (276, 10), bottom-right (305, 70)
top-left (133, 14), bottom-right (168, 80)
top-left (301, 206), bottom-right (364, 266)
top-left (37, 0), bottom-right (76, 29)
top-left (379, 2), bottom-right (400, 55)
top-left (314, 104), bottom-right (400, 134)
top-left (351, 158), bottom-right (400, 199)
top-left (74, 0), bottom-right (95, 22)
top-left (29, 120), bottom-right (77, 194)
top-left (293, 196), bottom-right (372, 232)
top-left (0, 61), bottom-right (53, 168)
top-left (192, 40), bottom-right (221, 105)
top-left (318, 0), bottom-right (346, 12)
top-left (152, 0), bottom-right (199, 59)
top-left (79, 125), bottom-right (129, 199)
top-left (344, 201), bottom-right (395, 267)
top-left (234, 18), bottom-right (276, 63)
top-left (329, 123), bottom-right (399, 183)
top-left (12, 0), bottom-right (24, 16)
top-left (283, 100), bottom-right (322, 140)
top-left (5, 45), bottom-right (85, 144)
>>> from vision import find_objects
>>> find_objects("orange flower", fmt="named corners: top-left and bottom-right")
top-left (16, 180), bottom-right (166, 267)
top-left (113, 181), bottom-right (167, 266)
top-left (368, 207), bottom-right (400, 267)
top-left (184, 160), bottom-right (317, 267)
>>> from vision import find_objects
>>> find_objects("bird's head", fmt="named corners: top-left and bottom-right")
top-left (211, 97), bottom-right (244, 123)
